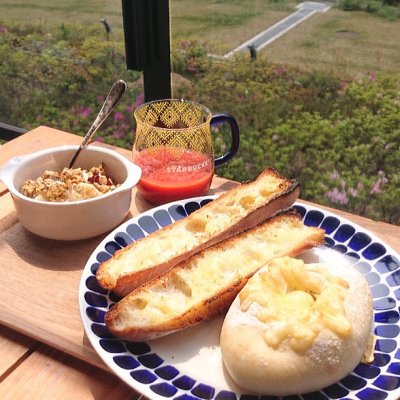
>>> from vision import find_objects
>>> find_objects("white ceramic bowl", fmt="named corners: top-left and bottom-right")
top-left (0, 145), bottom-right (141, 241)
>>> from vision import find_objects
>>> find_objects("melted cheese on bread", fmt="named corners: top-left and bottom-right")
top-left (96, 167), bottom-right (300, 295)
top-left (239, 257), bottom-right (352, 352)
top-left (105, 211), bottom-right (325, 341)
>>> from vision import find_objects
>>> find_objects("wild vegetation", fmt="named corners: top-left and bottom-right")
top-left (338, 0), bottom-right (400, 19)
top-left (173, 43), bottom-right (400, 224)
top-left (0, 2), bottom-right (399, 224)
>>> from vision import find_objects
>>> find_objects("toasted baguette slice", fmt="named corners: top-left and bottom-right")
top-left (105, 209), bottom-right (325, 341)
top-left (96, 167), bottom-right (300, 296)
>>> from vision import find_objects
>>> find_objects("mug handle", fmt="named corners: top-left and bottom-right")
top-left (210, 113), bottom-right (240, 167)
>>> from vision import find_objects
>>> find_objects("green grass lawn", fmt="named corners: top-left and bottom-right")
top-left (170, 0), bottom-right (297, 53)
top-left (1, 0), bottom-right (399, 74)
top-left (0, 0), bottom-right (123, 26)
top-left (263, 8), bottom-right (400, 75)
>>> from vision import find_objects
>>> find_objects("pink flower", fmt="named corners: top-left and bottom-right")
top-left (330, 170), bottom-right (340, 180)
top-left (79, 107), bottom-right (92, 118)
top-left (368, 72), bottom-right (377, 81)
top-left (370, 171), bottom-right (388, 194)
top-left (326, 187), bottom-right (349, 205)
top-left (135, 93), bottom-right (144, 108)
top-left (371, 180), bottom-right (382, 194)
top-left (187, 59), bottom-right (197, 73)
top-left (95, 137), bottom-right (105, 143)
top-left (339, 80), bottom-right (348, 90)
top-left (112, 130), bottom-right (125, 139)
top-left (114, 111), bottom-right (124, 121)
top-left (348, 187), bottom-right (358, 197)
top-left (0, 26), bottom-right (8, 34)
top-left (125, 104), bottom-right (135, 113)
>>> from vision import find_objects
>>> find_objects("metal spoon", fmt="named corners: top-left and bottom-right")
top-left (68, 79), bottom-right (127, 168)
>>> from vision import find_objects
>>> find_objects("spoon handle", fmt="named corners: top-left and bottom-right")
top-left (68, 79), bottom-right (127, 168)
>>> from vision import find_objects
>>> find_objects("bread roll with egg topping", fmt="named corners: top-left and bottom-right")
top-left (220, 257), bottom-right (373, 396)
top-left (96, 167), bottom-right (300, 296)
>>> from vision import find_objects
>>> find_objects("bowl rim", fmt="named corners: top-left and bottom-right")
top-left (0, 145), bottom-right (142, 206)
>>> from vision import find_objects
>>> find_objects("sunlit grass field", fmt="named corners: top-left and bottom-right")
top-left (264, 8), bottom-right (400, 74)
top-left (0, 0), bottom-right (124, 26)
top-left (170, 0), bottom-right (297, 53)
top-left (0, 0), bottom-right (399, 73)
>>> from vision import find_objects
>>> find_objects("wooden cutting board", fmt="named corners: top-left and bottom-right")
top-left (0, 126), bottom-right (238, 370)
top-left (1, 126), bottom-right (398, 373)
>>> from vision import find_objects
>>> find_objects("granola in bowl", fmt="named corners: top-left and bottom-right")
top-left (21, 164), bottom-right (119, 202)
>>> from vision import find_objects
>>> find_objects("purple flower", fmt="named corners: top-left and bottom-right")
top-left (371, 180), bottom-right (382, 194)
top-left (370, 171), bottom-right (388, 194)
top-left (326, 187), bottom-right (349, 205)
top-left (114, 111), bottom-right (124, 121)
top-left (348, 187), bottom-right (358, 197)
top-left (95, 137), bottom-right (105, 143)
top-left (0, 26), bottom-right (8, 34)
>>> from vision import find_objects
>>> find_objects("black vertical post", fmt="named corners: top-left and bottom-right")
top-left (121, 0), bottom-right (172, 101)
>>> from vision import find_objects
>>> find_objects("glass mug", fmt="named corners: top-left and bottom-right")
top-left (133, 99), bottom-right (240, 204)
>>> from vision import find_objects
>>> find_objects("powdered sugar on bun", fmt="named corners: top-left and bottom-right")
top-left (220, 256), bottom-right (373, 396)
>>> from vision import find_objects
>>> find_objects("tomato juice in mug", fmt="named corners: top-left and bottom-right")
top-left (135, 147), bottom-right (213, 204)
top-left (133, 99), bottom-right (239, 205)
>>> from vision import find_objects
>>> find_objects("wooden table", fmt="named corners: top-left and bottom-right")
top-left (1, 126), bottom-right (399, 400)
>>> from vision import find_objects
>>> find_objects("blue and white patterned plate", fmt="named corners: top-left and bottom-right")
top-left (79, 197), bottom-right (400, 400)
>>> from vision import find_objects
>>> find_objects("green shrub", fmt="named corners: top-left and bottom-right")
top-left (337, 0), bottom-right (400, 18)
top-left (0, 23), bottom-right (399, 224)
top-left (172, 45), bottom-right (400, 224)
top-left (0, 21), bottom-right (141, 135)
top-left (366, 0), bottom-right (382, 12)
top-left (338, 0), bottom-right (365, 11)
